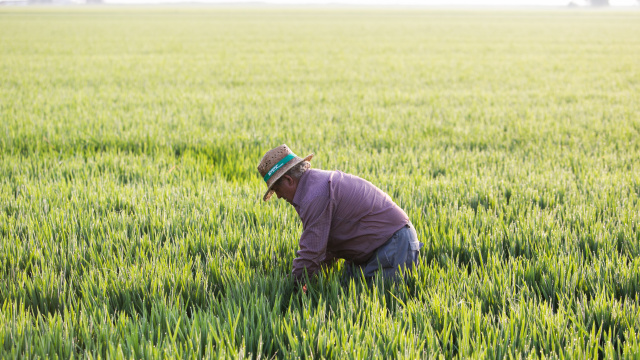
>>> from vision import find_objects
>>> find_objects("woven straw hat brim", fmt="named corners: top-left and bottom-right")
top-left (263, 153), bottom-right (313, 201)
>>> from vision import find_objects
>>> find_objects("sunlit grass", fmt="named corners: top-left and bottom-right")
top-left (1, 7), bottom-right (639, 358)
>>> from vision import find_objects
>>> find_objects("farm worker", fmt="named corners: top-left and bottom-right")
top-left (257, 144), bottom-right (423, 283)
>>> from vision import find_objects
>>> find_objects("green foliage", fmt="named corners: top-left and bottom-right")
top-left (1, 7), bottom-right (639, 359)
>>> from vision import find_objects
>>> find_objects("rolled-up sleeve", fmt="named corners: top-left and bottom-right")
top-left (292, 195), bottom-right (332, 280)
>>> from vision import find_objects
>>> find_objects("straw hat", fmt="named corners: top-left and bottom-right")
top-left (257, 144), bottom-right (313, 201)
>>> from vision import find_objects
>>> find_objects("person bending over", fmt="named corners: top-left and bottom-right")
top-left (257, 144), bottom-right (422, 283)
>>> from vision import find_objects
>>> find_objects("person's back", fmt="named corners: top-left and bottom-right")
top-left (293, 169), bottom-right (409, 264)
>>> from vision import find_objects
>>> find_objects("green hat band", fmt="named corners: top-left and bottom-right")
top-left (264, 153), bottom-right (296, 183)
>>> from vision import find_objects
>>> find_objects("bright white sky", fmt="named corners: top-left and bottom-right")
top-left (103, 0), bottom-right (639, 6)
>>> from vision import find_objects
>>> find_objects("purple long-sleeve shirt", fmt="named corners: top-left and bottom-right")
top-left (291, 169), bottom-right (409, 279)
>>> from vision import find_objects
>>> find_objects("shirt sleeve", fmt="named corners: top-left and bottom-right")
top-left (291, 194), bottom-right (332, 281)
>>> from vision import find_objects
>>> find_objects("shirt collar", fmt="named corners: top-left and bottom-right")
top-left (292, 169), bottom-right (310, 208)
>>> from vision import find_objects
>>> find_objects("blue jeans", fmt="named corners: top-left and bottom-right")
top-left (347, 223), bottom-right (423, 280)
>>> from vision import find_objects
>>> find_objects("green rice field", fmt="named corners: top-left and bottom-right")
top-left (1, 7), bottom-right (640, 358)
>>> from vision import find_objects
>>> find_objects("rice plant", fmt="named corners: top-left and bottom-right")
top-left (1, 7), bottom-right (639, 359)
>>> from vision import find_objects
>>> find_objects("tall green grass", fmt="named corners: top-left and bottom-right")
top-left (1, 7), bottom-right (639, 358)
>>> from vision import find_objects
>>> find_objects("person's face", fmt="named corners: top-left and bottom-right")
top-left (272, 175), bottom-right (297, 204)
